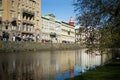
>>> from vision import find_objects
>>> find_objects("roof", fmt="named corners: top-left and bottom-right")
top-left (62, 21), bottom-right (74, 27)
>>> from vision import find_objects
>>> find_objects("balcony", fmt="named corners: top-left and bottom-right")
top-left (22, 24), bottom-right (34, 34)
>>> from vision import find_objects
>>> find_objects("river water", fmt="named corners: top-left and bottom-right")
top-left (0, 49), bottom-right (101, 80)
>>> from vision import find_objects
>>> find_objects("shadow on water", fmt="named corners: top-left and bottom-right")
top-left (0, 49), bottom-right (104, 80)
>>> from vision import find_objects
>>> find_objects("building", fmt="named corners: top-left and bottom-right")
top-left (0, 0), bottom-right (41, 41)
top-left (75, 26), bottom-right (84, 44)
top-left (41, 14), bottom-right (61, 43)
top-left (61, 21), bottom-right (75, 43)
top-left (61, 17), bottom-right (75, 43)
top-left (41, 14), bottom-right (75, 43)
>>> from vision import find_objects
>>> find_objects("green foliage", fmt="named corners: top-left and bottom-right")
top-left (74, 0), bottom-right (120, 50)
top-left (74, 0), bottom-right (120, 27)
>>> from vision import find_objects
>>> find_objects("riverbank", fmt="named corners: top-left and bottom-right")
top-left (66, 59), bottom-right (120, 80)
top-left (0, 41), bottom-right (82, 52)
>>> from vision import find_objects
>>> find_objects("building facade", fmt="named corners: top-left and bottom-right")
top-left (41, 14), bottom-right (75, 43)
top-left (0, 0), bottom-right (41, 41)
top-left (61, 21), bottom-right (75, 43)
top-left (75, 27), bottom-right (84, 44)
top-left (41, 14), bottom-right (61, 43)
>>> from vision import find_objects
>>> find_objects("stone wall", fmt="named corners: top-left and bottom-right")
top-left (0, 41), bottom-right (82, 52)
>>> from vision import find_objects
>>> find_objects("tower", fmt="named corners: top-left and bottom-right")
top-left (69, 16), bottom-right (74, 26)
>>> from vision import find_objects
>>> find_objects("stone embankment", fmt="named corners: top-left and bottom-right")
top-left (0, 41), bottom-right (82, 52)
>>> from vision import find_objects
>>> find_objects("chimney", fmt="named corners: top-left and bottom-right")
top-left (69, 16), bottom-right (74, 26)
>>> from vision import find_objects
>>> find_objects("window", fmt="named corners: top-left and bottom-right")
top-left (32, 1), bottom-right (34, 6)
top-left (12, 26), bottom-right (13, 30)
top-left (18, 13), bottom-right (20, 20)
top-left (30, 26), bottom-right (33, 32)
top-left (0, 21), bottom-right (1, 30)
top-left (26, 26), bottom-right (28, 31)
top-left (23, 25), bottom-right (26, 31)
top-left (26, 0), bottom-right (28, 3)
top-left (22, 25), bottom-right (24, 31)
top-left (11, 12), bottom-right (14, 18)
top-left (18, 25), bottom-right (20, 31)
top-left (0, 25), bottom-right (1, 30)
top-left (68, 30), bottom-right (70, 35)
top-left (11, 0), bottom-right (14, 6)
top-left (0, 11), bottom-right (2, 17)
top-left (36, 20), bottom-right (39, 25)
top-left (12, 26), bottom-right (16, 30)
top-left (0, 0), bottom-right (2, 6)
top-left (36, 11), bottom-right (39, 16)
top-left (6, 26), bottom-right (8, 30)
top-left (18, 3), bottom-right (20, 9)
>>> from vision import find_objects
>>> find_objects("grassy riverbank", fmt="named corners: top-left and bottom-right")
top-left (66, 59), bottom-right (120, 80)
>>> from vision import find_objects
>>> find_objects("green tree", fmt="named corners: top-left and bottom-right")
top-left (74, 0), bottom-right (120, 50)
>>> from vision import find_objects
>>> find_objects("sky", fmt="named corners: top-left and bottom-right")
top-left (41, 0), bottom-right (76, 23)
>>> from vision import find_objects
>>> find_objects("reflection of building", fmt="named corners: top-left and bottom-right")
top-left (41, 14), bottom-right (75, 43)
top-left (75, 49), bottom-right (101, 71)
top-left (0, 0), bottom-right (41, 41)
top-left (0, 50), bottom-right (75, 80)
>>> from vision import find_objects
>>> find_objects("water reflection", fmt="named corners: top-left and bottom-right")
top-left (75, 49), bottom-right (101, 74)
top-left (0, 49), bottom-right (101, 80)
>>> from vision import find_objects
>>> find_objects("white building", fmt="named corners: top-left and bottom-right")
top-left (75, 26), bottom-right (84, 44)
top-left (41, 14), bottom-right (61, 43)
top-left (61, 21), bottom-right (75, 43)
top-left (41, 14), bottom-right (75, 43)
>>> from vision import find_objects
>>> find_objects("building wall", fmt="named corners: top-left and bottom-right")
top-left (0, 41), bottom-right (81, 52)
top-left (41, 14), bottom-right (62, 43)
top-left (41, 14), bottom-right (75, 43)
top-left (0, 0), bottom-right (41, 42)
top-left (61, 22), bottom-right (75, 43)
top-left (55, 21), bottom-right (61, 43)
top-left (75, 28), bottom-right (84, 44)
top-left (41, 17), bottom-right (50, 42)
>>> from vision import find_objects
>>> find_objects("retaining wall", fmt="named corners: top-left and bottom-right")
top-left (0, 41), bottom-right (82, 52)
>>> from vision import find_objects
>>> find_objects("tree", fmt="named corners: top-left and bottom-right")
top-left (74, 0), bottom-right (120, 50)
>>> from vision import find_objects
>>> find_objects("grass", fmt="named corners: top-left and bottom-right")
top-left (66, 59), bottom-right (120, 80)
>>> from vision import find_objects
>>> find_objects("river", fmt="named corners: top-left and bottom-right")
top-left (0, 49), bottom-right (102, 80)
